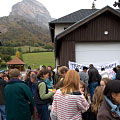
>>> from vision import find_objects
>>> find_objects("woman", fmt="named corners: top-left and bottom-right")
top-left (51, 70), bottom-right (89, 120)
top-left (34, 69), bottom-right (55, 120)
top-left (97, 80), bottom-right (120, 120)
top-left (112, 67), bottom-right (117, 80)
top-left (89, 86), bottom-right (104, 120)
top-left (46, 70), bottom-right (54, 89)
top-left (100, 77), bottom-right (111, 89)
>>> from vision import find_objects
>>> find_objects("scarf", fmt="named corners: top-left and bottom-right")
top-left (105, 96), bottom-right (120, 116)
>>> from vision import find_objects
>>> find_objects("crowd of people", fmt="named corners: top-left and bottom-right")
top-left (0, 64), bottom-right (120, 120)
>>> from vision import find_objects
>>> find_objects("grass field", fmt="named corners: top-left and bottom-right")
top-left (13, 52), bottom-right (55, 69)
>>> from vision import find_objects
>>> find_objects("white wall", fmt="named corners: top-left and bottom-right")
top-left (75, 42), bottom-right (120, 64)
top-left (55, 23), bottom-right (72, 36)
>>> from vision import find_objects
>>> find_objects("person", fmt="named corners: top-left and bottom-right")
top-left (41, 65), bottom-right (46, 71)
top-left (28, 74), bottom-right (38, 120)
top-left (24, 71), bottom-right (36, 85)
top-left (47, 66), bottom-right (55, 83)
top-left (100, 77), bottom-right (111, 89)
top-left (89, 86), bottom-right (104, 120)
top-left (100, 68), bottom-right (109, 78)
top-left (75, 68), bottom-right (79, 72)
top-left (4, 68), bottom-right (34, 120)
top-left (3, 74), bottom-right (9, 83)
top-left (46, 70), bottom-right (54, 89)
top-left (79, 66), bottom-right (89, 87)
top-left (79, 81), bottom-right (90, 103)
top-left (97, 80), bottom-right (120, 120)
top-left (54, 65), bottom-right (61, 85)
top-left (79, 81), bottom-right (91, 120)
top-left (88, 64), bottom-right (101, 99)
top-left (112, 67), bottom-right (117, 80)
top-left (0, 72), bottom-right (6, 120)
top-left (28, 74), bottom-right (37, 97)
top-left (28, 65), bottom-right (31, 70)
top-left (34, 69), bottom-right (55, 120)
top-left (51, 70), bottom-right (89, 120)
top-left (55, 66), bottom-right (68, 89)
top-left (116, 65), bottom-right (120, 80)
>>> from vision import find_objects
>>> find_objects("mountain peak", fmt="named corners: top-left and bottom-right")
top-left (9, 0), bottom-right (52, 27)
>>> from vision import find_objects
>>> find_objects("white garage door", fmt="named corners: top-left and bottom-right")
top-left (75, 42), bottom-right (120, 64)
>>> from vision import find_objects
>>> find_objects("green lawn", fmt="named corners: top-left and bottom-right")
top-left (13, 52), bottom-right (55, 69)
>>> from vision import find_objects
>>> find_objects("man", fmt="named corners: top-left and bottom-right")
top-left (88, 64), bottom-right (101, 99)
top-left (116, 65), bottom-right (120, 80)
top-left (0, 72), bottom-right (6, 120)
top-left (79, 66), bottom-right (89, 87)
top-left (55, 66), bottom-right (68, 89)
top-left (54, 65), bottom-right (61, 85)
top-left (100, 67), bottom-right (109, 78)
top-left (4, 68), bottom-right (34, 120)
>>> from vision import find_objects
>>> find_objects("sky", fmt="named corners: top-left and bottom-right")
top-left (0, 0), bottom-right (118, 19)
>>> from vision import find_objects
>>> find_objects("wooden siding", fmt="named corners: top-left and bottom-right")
top-left (62, 11), bottom-right (120, 42)
top-left (57, 39), bottom-right (75, 66)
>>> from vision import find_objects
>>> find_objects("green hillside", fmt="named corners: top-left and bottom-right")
top-left (12, 52), bottom-right (55, 69)
top-left (0, 17), bottom-right (52, 47)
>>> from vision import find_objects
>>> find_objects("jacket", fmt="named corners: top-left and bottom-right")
top-left (34, 79), bottom-right (52, 105)
top-left (116, 69), bottom-right (120, 80)
top-left (0, 77), bottom-right (6, 105)
top-left (88, 67), bottom-right (101, 84)
top-left (4, 78), bottom-right (34, 120)
top-left (97, 99), bottom-right (120, 120)
top-left (79, 71), bottom-right (89, 87)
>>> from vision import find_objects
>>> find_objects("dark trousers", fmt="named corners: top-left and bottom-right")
top-left (36, 104), bottom-right (49, 120)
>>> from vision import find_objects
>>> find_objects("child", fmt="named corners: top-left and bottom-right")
top-left (79, 81), bottom-right (91, 103)
top-left (80, 81), bottom-right (91, 120)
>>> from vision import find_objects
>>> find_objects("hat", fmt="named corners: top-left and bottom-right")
top-left (9, 68), bottom-right (20, 78)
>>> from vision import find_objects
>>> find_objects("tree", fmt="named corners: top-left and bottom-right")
top-left (16, 51), bottom-right (23, 61)
top-left (16, 51), bottom-right (20, 58)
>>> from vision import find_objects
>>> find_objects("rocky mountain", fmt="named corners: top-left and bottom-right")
top-left (0, 0), bottom-right (54, 47)
top-left (9, 0), bottom-right (52, 27)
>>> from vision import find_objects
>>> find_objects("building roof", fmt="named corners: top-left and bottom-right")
top-left (7, 57), bottom-right (25, 65)
top-left (55, 6), bottom-right (120, 40)
top-left (49, 6), bottom-right (120, 42)
top-left (50, 9), bottom-right (98, 24)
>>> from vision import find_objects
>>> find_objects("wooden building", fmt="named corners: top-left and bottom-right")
top-left (7, 57), bottom-right (25, 71)
top-left (49, 6), bottom-right (120, 67)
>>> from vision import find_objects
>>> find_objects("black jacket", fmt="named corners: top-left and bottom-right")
top-left (34, 79), bottom-right (51, 105)
top-left (0, 77), bottom-right (6, 105)
top-left (116, 69), bottom-right (120, 80)
top-left (88, 67), bottom-right (101, 84)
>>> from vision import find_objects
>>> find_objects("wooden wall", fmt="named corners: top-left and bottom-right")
top-left (63, 11), bottom-right (120, 42)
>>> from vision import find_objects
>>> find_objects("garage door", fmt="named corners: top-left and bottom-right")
top-left (75, 42), bottom-right (120, 64)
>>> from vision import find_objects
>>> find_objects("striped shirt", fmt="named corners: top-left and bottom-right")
top-left (52, 89), bottom-right (89, 120)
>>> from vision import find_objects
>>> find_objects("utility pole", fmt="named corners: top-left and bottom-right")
top-left (113, 0), bottom-right (120, 8)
